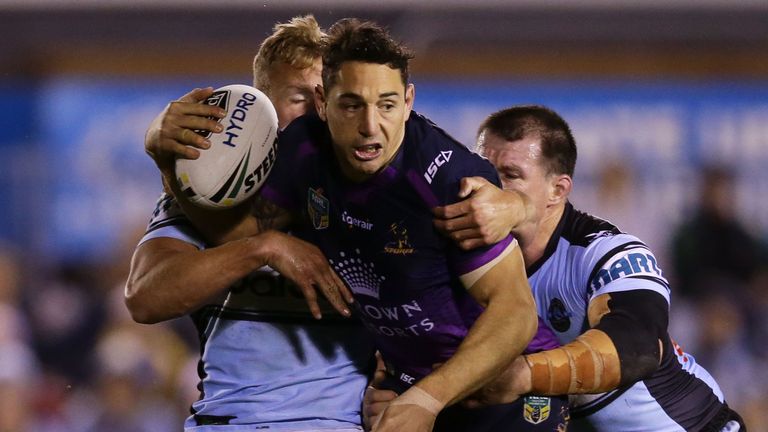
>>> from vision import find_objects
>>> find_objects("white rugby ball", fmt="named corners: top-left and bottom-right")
top-left (175, 84), bottom-right (279, 209)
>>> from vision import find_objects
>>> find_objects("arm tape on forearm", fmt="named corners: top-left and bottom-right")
top-left (525, 329), bottom-right (621, 394)
top-left (389, 385), bottom-right (444, 415)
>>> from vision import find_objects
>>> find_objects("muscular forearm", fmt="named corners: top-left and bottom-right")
top-left (524, 329), bottom-right (622, 395)
top-left (418, 292), bottom-right (536, 407)
top-left (417, 242), bottom-right (537, 407)
top-left (125, 235), bottom-right (271, 323)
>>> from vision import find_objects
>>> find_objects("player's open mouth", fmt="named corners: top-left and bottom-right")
top-left (353, 144), bottom-right (383, 161)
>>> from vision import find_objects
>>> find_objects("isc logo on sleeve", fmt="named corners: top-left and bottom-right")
top-left (423, 150), bottom-right (453, 184)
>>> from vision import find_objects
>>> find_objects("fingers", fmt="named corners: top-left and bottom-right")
top-left (365, 387), bottom-right (399, 404)
top-left (364, 389), bottom-right (397, 432)
top-left (178, 86), bottom-right (214, 103)
top-left (316, 282), bottom-right (351, 317)
top-left (371, 368), bottom-right (387, 387)
top-left (457, 176), bottom-right (489, 198)
top-left (434, 213), bottom-right (477, 233)
top-left (432, 200), bottom-right (469, 220)
top-left (296, 281), bottom-right (323, 320)
top-left (162, 138), bottom-right (202, 161)
top-left (457, 238), bottom-right (484, 251)
top-left (331, 270), bottom-right (355, 304)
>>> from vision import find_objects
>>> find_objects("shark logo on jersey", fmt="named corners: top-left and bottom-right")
top-left (308, 187), bottom-right (329, 230)
top-left (589, 246), bottom-right (665, 295)
top-left (547, 298), bottom-right (572, 332)
top-left (329, 249), bottom-right (385, 299)
top-left (384, 222), bottom-right (415, 255)
top-left (523, 396), bottom-right (551, 424)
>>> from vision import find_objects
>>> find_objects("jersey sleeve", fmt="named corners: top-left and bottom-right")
top-left (138, 192), bottom-right (206, 249)
top-left (405, 114), bottom-right (516, 278)
top-left (582, 233), bottom-right (671, 305)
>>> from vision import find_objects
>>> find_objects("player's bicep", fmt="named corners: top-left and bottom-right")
top-left (460, 239), bottom-right (531, 307)
top-left (126, 237), bottom-right (198, 296)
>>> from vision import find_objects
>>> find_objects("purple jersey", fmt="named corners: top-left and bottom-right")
top-left (262, 112), bottom-right (554, 381)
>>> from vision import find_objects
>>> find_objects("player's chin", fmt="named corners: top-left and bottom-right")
top-left (345, 157), bottom-right (384, 178)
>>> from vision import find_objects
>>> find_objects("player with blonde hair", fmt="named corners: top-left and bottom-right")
top-left (127, 15), bottom-right (374, 432)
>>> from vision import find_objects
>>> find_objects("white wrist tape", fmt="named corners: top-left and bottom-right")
top-left (389, 386), bottom-right (444, 416)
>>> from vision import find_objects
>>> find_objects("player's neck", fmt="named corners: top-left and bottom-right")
top-left (518, 204), bottom-right (566, 267)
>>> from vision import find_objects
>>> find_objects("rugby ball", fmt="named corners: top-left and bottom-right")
top-left (175, 84), bottom-right (279, 209)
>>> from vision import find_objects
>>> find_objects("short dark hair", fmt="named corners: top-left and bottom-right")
top-left (478, 105), bottom-right (577, 177)
top-left (322, 18), bottom-right (414, 90)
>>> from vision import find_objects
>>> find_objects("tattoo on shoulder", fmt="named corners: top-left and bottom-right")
top-left (251, 196), bottom-right (291, 231)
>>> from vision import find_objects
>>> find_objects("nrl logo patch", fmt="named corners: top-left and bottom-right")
top-left (308, 187), bottom-right (329, 230)
top-left (523, 395), bottom-right (551, 425)
top-left (194, 90), bottom-right (230, 139)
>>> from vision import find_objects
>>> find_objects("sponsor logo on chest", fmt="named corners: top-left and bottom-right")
top-left (341, 211), bottom-right (373, 231)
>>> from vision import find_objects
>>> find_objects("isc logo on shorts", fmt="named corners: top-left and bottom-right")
top-left (523, 396), bottom-right (551, 425)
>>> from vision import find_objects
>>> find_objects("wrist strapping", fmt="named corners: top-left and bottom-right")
top-left (390, 385), bottom-right (444, 416)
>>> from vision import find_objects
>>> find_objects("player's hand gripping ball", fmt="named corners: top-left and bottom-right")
top-left (175, 84), bottom-right (279, 209)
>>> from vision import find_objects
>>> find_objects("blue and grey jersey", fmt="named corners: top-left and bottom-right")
top-left (141, 194), bottom-right (374, 431)
top-left (261, 112), bottom-right (556, 383)
top-left (529, 202), bottom-right (728, 431)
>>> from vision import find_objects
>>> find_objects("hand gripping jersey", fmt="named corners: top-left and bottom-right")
top-left (261, 112), bottom-right (559, 385)
top-left (141, 194), bottom-right (374, 431)
top-left (529, 202), bottom-right (731, 431)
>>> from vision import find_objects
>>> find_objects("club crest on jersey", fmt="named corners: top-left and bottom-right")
top-left (423, 150), bottom-right (453, 184)
top-left (194, 90), bottom-right (230, 139)
top-left (523, 396), bottom-right (551, 425)
top-left (308, 187), bottom-right (329, 230)
top-left (384, 222), bottom-right (415, 255)
top-left (547, 298), bottom-right (572, 332)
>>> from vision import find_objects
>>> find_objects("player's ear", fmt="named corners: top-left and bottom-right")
top-left (314, 84), bottom-right (327, 121)
top-left (404, 83), bottom-right (415, 118)
top-left (549, 174), bottom-right (572, 205)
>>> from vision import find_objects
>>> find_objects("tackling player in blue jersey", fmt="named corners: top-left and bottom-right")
top-left (401, 105), bottom-right (744, 431)
top-left (126, 16), bottom-right (375, 431)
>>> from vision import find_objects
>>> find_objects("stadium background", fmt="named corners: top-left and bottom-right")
top-left (0, 1), bottom-right (766, 430)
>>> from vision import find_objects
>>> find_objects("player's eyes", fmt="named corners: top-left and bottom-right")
top-left (503, 173), bottom-right (520, 180)
top-left (341, 103), bottom-right (362, 112)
